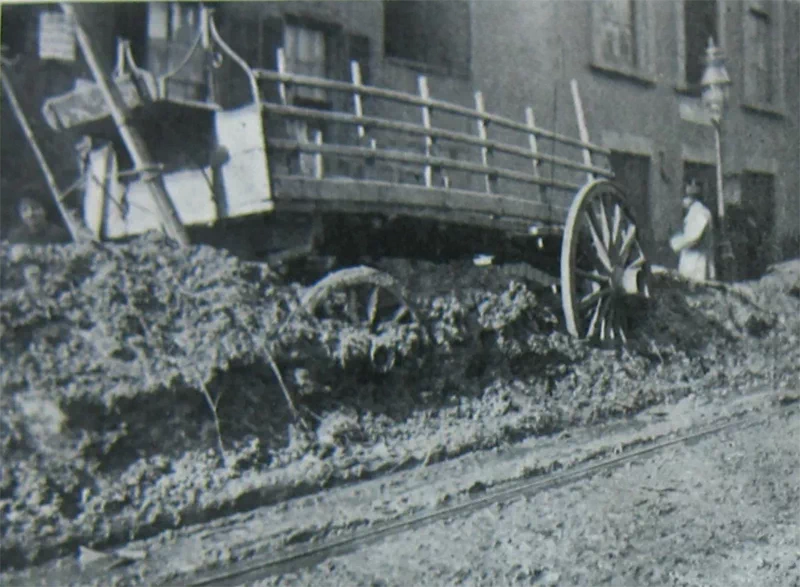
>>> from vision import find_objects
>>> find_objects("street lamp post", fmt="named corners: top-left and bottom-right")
top-left (700, 37), bottom-right (735, 280)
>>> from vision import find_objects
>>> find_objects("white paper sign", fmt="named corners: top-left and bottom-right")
top-left (39, 12), bottom-right (76, 62)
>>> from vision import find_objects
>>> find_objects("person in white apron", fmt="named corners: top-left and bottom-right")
top-left (669, 180), bottom-right (716, 281)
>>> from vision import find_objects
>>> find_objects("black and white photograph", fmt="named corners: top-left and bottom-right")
top-left (1, 1), bottom-right (798, 585)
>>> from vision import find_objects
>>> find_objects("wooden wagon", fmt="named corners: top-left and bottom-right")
top-left (41, 8), bottom-right (651, 343)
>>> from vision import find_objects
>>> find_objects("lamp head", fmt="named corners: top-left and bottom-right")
top-left (701, 37), bottom-right (731, 122)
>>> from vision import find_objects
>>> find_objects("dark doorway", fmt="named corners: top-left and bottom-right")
top-left (609, 151), bottom-right (652, 255)
top-left (734, 172), bottom-right (775, 279)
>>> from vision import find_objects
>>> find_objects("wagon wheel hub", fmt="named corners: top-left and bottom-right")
top-left (611, 265), bottom-right (642, 296)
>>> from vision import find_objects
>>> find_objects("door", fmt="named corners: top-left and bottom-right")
top-left (737, 172), bottom-right (775, 279)
top-left (609, 151), bottom-right (652, 255)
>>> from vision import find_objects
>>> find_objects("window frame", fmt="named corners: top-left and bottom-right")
top-left (674, 0), bottom-right (725, 95)
top-left (282, 20), bottom-right (329, 105)
top-left (741, 0), bottom-right (785, 116)
top-left (589, 0), bottom-right (656, 85)
top-left (382, 0), bottom-right (471, 79)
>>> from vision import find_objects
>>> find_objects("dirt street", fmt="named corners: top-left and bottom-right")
top-left (253, 407), bottom-right (799, 587)
top-left (2, 239), bottom-right (799, 581)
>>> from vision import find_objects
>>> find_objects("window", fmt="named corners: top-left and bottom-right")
top-left (594, 1), bottom-right (638, 70)
top-left (383, 0), bottom-right (470, 78)
top-left (743, 2), bottom-right (778, 108)
top-left (146, 2), bottom-right (205, 100)
top-left (591, 0), bottom-right (654, 79)
top-left (679, 0), bottom-right (718, 93)
top-left (283, 23), bottom-right (327, 103)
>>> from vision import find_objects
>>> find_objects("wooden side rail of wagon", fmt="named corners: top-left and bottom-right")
top-left (249, 59), bottom-right (649, 343)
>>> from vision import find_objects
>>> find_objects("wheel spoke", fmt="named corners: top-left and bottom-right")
top-left (611, 204), bottom-right (622, 250)
top-left (586, 298), bottom-right (604, 338)
top-left (595, 197), bottom-right (611, 249)
top-left (615, 313), bottom-right (628, 343)
top-left (575, 269), bottom-right (611, 284)
top-left (579, 286), bottom-right (611, 311)
top-left (391, 305), bottom-right (410, 323)
top-left (627, 254), bottom-right (646, 270)
top-left (610, 304), bottom-right (621, 340)
top-left (599, 297), bottom-right (614, 341)
top-left (347, 289), bottom-right (360, 324)
top-left (584, 213), bottom-right (613, 272)
top-left (366, 287), bottom-right (380, 327)
top-left (617, 225), bottom-right (637, 266)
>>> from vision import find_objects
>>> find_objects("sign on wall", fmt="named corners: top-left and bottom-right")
top-left (38, 11), bottom-right (76, 62)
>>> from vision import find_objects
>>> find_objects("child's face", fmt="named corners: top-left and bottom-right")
top-left (20, 200), bottom-right (46, 230)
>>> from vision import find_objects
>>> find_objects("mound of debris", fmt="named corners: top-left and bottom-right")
top-left (1, 236), bottom-right (798, 571)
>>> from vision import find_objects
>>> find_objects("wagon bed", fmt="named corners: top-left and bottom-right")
top-left (39, 8), bottom-right (651, 342)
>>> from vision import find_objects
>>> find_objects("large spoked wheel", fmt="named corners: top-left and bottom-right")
top-left (561, 180), bottom-right (650, 343)
top-left (301, 266), bottom-right (416, 331)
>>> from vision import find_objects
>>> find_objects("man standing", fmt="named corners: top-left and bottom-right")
top-left (4, 197), bottom-right (70, 245)
top-left (670, 180), bottom-right (716, 281)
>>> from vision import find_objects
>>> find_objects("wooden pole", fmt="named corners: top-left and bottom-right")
top-left (61, 3), bottom-right (190, 246)
top-left (524, 106), bottom-right (541, 180)
top-left (569, 79), bottom-right (594, 185)
top-left (351, 61), bottom-right (366, 142)
top-left (350, 61), bottom-right (376, 179)
top-left (713, 122), bottom-right (725, 223)
top-left (474, 91), bottom-right (493, 193)
top-left (1, 67), bottom-right (89, 242)
top-left (417, 76), bottom-right (434, 188)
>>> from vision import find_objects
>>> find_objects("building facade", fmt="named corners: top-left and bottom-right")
top-left (2, 1), bottom-right (798, 272)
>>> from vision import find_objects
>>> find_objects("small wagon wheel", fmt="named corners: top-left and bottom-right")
top-left (301, 266), bottom-right (416, 330)
top-left (561, 179), bottom-right (650, 342)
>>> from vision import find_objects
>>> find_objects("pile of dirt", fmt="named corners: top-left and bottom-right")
top-left (1, 237), bottom-right (798, 570)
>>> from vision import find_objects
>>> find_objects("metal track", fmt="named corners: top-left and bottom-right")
top-left (184, 404), bottom-right (795, 587)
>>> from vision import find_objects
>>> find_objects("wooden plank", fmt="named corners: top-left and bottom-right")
top-left (215, 103), bottom-right (273, 214)
top-left (255, 68), bottom-right (611, 155)
top-left (62, 3), bottom-right (190, 246)
top-left (270, 176), bottom-right (571, 226)
top-left (270, 197), bottom-right (537, 235)
top-left (525, 106), bottom-right (541, 179)
top-left (280, 200), bottom-right (553, 235)
top-left (42, 77), bottom-right (151, 131)
top-left (261, 102), bottom-right (613, 178)
top-left (268, 139), bottom-right (583, 193)
top-left (350, 61), bottom-right (366, 141)
top-left (417, 76), bottom-right (434, 188)
top-left (570, 79), bottom-right (594, 184)
top-left (276, 48), bottom-right (289, 106)
top-left (313, 129), bottom-right (324, 179)
top-left (474, 91), bottom-right (493, 193)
